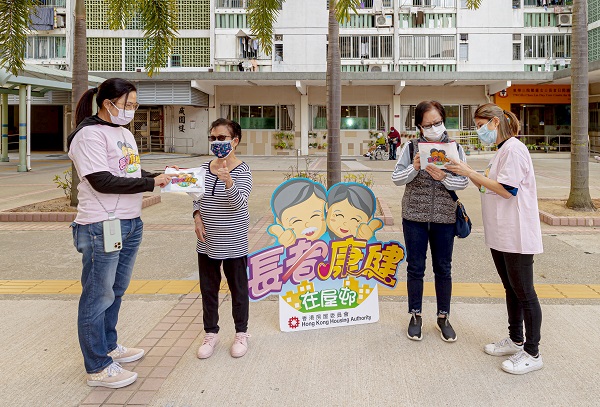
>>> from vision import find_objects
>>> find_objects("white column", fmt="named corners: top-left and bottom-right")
top-left (393, 94), bottom-right (401, 131)
top-left (300, 94), bottom-right (309, 156)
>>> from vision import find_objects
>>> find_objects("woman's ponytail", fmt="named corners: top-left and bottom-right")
top-left (75, 87), bottom-right (99, 126)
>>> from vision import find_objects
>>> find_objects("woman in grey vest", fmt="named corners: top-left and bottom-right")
top-left (391, 101), bottom-right (468, 342)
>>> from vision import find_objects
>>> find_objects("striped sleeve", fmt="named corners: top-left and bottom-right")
top-left (225, 166), bottom-right (252, 210)
top-left (441, 143), bottom-right (469, 191)
top-left (391, 141), bottom-right (418, 186)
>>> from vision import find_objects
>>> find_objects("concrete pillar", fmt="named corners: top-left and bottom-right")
top-left (17, 86), bottom-right (27, 172)
top-left (1, 94), bottom-right (8, 162)
top-left (300, 94), bottom-right (309, 156)
top-left (393, 94), bottom-right (401, 131)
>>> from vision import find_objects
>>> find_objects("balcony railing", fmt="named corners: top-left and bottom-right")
top-left (358, 0), bottom-right (393, 8)
top-left (411, 0), bottom-right (455, 7)
top-left (40, 0), bottom-right (66, 6)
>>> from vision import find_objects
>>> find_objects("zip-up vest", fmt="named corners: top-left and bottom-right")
top-left (401, 139), bottom-right (456, 224)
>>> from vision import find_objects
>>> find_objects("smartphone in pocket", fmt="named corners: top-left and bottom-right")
top-left (102, 214), bottom-right (122, 253)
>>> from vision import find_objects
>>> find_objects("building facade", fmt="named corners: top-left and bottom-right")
top-left (11, 0), bottom-right (600, 156)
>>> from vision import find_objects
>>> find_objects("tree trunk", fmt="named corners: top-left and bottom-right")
top-left (566, 0), bottom-right (595, 210)
top-left (70, 0), bottom-right (89, 207)
top-left (326, 0), bottom-right (341, 188)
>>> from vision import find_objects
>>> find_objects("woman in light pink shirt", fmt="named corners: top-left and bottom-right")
top-left (447, 103), bottom-right (543, 376)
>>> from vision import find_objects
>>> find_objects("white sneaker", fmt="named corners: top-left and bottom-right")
top-left (501, 350), bottom-right (543, 375)
top-left (230, 332), bottom-right (251, 358)
top-left (87, 362), bottom-right (137, 389)
top-left (108, 344), bottom-right (145, 363)
top-left (197, 333), bottom-right (219, 359)
top-left (484, 337), bottom-right (523, 356)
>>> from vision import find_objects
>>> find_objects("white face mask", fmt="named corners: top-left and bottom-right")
top-left (108, 101), bottom-right (135, 126)
top-left (422, 123), bottom-right (446, 142)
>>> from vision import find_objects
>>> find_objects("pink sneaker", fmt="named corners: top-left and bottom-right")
top-left (230, 332), bottom-right (251, 358)
top-left (197, 333), bottom-right (219, 359)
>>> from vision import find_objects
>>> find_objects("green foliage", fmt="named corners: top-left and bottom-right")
top-left (343, 172), bottom-right (374, 188)
top-left (53, 169), bottom-right (72, 200)
top-left (0, 0), bottom-right (41, 76)
top-left (465, 0), bottom-right (482, 9)
top-left (283, 157), bottom-right (326, 184)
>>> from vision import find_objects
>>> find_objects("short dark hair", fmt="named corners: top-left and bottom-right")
top-left (75, 78), bottom-right (137, 125)
top-left (415, 100), bottom-right (446, 130)
top-left (210, 118), bottom-right (243, 142)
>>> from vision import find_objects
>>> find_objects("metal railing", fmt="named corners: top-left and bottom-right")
top-left (216, 0), bottom-right (247, 9)
top-left (40, 0), bottom-right (67, 6)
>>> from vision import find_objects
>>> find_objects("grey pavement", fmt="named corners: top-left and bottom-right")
top-left (0, 151), bottom-right (600, 406)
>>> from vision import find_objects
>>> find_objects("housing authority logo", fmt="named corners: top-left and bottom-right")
top-left (288, 314), bottom-right (372, 329)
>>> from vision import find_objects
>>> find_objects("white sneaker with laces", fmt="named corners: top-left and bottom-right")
top-left (197, 333), bottom-right (219, 359)
top-left (87, 362), bottom-right (137, 389)
top-left (108, 344), bottom-right (145, 363)
top-left (230, 332), bottom-right (251, 358)
top-left (484, 337), bottom-right (523, 356)
top-left (501, 350), bottom-right (543, 375)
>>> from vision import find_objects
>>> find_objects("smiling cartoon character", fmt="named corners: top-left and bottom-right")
top-left (117, 140), bottom-right (140, 173)
top-left (326, 183), bottom-right (383, 241)
top-left (268, 179), bottom-right (327, 247)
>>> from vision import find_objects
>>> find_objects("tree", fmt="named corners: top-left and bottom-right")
top-left (566, 0), bottom-right (595, 210)
top-left (1, 0), bottom-right (178, 205)
top-left (247, 0), bottom-right (360, 188)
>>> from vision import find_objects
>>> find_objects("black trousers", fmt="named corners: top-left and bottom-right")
top-left (198, 253), bottom-right (249, 334)
top-left (490, 249), bottom-right (542, 356)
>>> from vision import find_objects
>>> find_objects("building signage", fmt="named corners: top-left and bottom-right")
top-left (247, 179), bottom-right (406, 332)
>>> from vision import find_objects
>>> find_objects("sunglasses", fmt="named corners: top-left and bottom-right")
top-left (208, 135), bottom-right (234, 142)
top-left (421, 120), bottom-right (444, 130)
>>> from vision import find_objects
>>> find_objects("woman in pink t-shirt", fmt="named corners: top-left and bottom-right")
top-left (68, 78), bottom-right (172, 389)
top-left (447, 103), bottom-right (543, 376)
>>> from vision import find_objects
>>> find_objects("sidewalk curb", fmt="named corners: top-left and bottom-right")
top-left (539, 209), bottom-right (600, 227)
top-left (377, 197), bottom-right (394, 226)
top-left (0, 195), bottom-right (161, 222)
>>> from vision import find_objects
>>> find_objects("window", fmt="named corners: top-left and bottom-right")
top-left (170, 55), bottom-right (181, 67)
top-left (398, 35), bottom-right (456, 59)
top-left (460, 33), bottom-right (468, 41)
top-left (222, 105), bottom-right (294, 130)
top-left (25, 36), bottom-right (67, 59)
top-left (462, 105), bottom-right (478, 130)
top-left (512, 0), bottom-right (521, 9)
top-left (274, 43), bottom-right (284, 62)
top-left (310, 105), bottom-right (388, 131)
top-left (215, 14), bottom-right (247, 28)
top-left (459, 43), bottom-right (468, 61)
top-left (445, 105), bottom-right (460, 130)
top-left (339, 35), bottom-right (393, 59)
top-left (524, 34), bottom-right (571, 58)
top-left (513, 43), bottom-right (522, 60)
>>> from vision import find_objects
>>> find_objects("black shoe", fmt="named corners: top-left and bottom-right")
top-left (436, 316), bottom-right (457, 342)
top-left (407, 313), bottom-right (422, 341)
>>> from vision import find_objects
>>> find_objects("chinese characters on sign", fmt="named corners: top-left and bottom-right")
top-left (247, 179), bottom-right (406, 332)
top-left (178, 107), bottom-right (185, 133)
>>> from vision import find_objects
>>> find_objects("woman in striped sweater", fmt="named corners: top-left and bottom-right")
top-left (193, 118), bottom-right (253, 359)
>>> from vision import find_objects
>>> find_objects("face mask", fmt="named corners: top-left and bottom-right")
top-left (109, 101), bottom-right (135, 126)
top-left (477, 119), bottom-right (497, 145)
top-left (210, 140), bottom-right (233, 158)
top-left (422, 123), bottom-right (446, 142)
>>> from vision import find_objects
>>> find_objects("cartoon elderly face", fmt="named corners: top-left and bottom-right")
top-left (272, 179), bottom-right (327, 241)
top-left (325, 183), bottom-right (376, 239)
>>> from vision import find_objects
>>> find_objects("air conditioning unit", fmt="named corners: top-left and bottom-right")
top-left (460, 33), bottom-right (468, 41)
top-left (369, 65), bottom-right (388, 72)
top-left (376, 14), bottom-right (393, 27)
top-left (558, 13), bottom-right (572, 26)
top-left (55, 15), bottom-right (66, 28)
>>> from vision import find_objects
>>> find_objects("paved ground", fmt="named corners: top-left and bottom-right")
top-left (1, 151), bottom-right (600, 406)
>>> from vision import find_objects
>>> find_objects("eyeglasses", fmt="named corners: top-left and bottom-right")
top-left (111, 100), bottom-right (140, 111)
top-left (421, 120), bottom-right (444, 130)
top-left (208, 135), bottom-right (233, 142)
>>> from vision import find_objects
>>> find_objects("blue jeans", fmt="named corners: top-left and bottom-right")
top-left (402, 218), bottom-right (455, 316)
top-left (72, 218), bottom-right (143, 373)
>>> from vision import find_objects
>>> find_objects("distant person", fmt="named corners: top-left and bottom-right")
top-left (193, 118), bottom-right (253, 360)
top-left (388, 127), bottom-right (401, 160)
top-left (364, 132), bottom-right (387, 158)
top-left (68, 78), bottom-right (172, 389)
top-left (447, 103), bottom-right (544, 375)
top-left (391, 100), bottom-right (468, 343)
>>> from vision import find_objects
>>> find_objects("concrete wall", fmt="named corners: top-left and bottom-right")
top-left (164, 106), bottom-right (209, 155)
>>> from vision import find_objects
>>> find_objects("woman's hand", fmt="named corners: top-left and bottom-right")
top-left (154, 173), bottom-right (172, 187)
top-left (194, 215), bottom-right (207, 242)
top-left (446, 160), bottom-right (474, 178)
top-left (167, 165), bottom-right (180, 171)
top-left (216, 161), bottom-right (233, 188)
top-left (413, 152), bottom-right (421, 170)
top-left (425, 165), bottom-right (447, 181)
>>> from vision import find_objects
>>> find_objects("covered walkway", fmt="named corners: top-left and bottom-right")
top-left (0, 64), bottom-right (104, 171)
